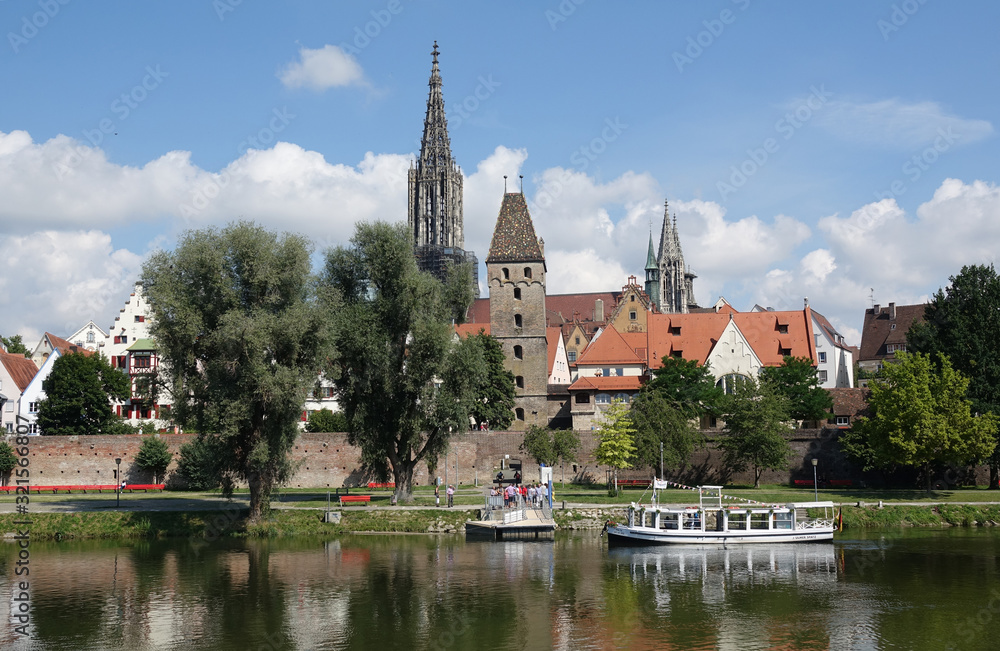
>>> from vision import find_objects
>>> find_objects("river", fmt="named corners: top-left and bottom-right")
top-left (1, 528), bottom-right (998, 650)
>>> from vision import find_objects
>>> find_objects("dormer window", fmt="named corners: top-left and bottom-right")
top-left (777, 324), bottom-right (788, 334)
top-left (669, 326), bottom-right (681, 336)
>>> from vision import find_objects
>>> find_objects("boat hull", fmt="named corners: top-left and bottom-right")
top-left (605, 525), bottom-right (833, 546)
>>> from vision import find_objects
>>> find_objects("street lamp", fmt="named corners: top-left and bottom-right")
top-left (115, 457), bottom-right (122, 509)
top-left (811, 458), bottom-right (819, 502)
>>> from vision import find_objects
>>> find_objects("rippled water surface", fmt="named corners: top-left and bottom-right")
top-left (2, 527), bottom-right (998, 650)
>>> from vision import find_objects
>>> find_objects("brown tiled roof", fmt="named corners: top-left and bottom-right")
top-left (0, 352), bottom-right (38, 392)
top-left (466, 291), bottom-right (620, 330)
top-left (828, 387), bottom-right (869, 417)
top-left (45, 332), bottom-right (94, 357)
top-left (858, 303), bottom-right (926, 362)
top-left (466, 298), bottom-right (490, 324)
top-left (812, 309), bottom-right (851, 350)
top-left (486, 193), bottom-right (544, 263)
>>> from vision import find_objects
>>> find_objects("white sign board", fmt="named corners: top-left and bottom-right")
top-left (539, 466), bottom-right (553, 484)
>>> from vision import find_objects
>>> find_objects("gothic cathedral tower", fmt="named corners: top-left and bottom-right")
top-left (656, 200), bottom-right (697, 313)
top-left (487, 191), bottom-right (548, 429)
top-left (408, 42), bottom-right (478, 296)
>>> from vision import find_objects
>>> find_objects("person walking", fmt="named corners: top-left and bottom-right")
top-left (435, 483), bottom-right (440, 507)
top-left (446, 484), bottom-right (454, 508)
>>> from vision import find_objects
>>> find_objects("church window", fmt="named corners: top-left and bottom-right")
top-left (502, 268), bottom-right (509, 280)
top-left (514, 345), bottom-right (523, 359)
top-left (515, 376), bottom-right (524, 389)
top-left (515, 408), bottom-right (525, 421)
top-left (514, 314), bottom-right (522, 328)
top-left (523, 267), bottom-right (532, 279)
top-left (513, 288), bottom-right (521, 300)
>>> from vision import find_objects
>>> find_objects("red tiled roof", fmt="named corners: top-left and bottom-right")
top-left (454, 323), bottom-right (489, 338)
top-left (577, 325), bottom-right (644, 366)
top-left (0, 352), bottom-right (38, 392)
top-left (45, 332), bottom-right (94, 357)
top-left (568, 375), bottom-right (644, 392)
top-left (828, 387), bottom-right (869, 417)
top-left (466, 291), bottom-right (621, 329)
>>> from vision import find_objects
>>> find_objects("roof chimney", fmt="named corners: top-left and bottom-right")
top-left (873, 304), bottom-right (880, 315)
top-left (595, 299), bottom-right (604, 322)
top-left (804, 297), bottom-right (809, 308)
top-left (889, 302), bottom-right (896, 320)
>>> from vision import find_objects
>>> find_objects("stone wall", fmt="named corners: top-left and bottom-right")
top-left (3, 428), bottom-right (990, 489)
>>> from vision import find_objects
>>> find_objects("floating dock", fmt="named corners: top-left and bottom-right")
top-left (465, 505), bottom-right (556, 540)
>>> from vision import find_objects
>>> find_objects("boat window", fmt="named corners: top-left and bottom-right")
top-left (643, 511), bottom-right (655, 528)
top-left (659, 513), bottom-right (679, 530)
top-left (683, 512), bottom-right (701, 530)
top-left (750, 512), bottom-right (770, 530)
top-left (774, 511), bottom-right (793, 530)
top-left (727, 511), bottom-right (747, 530)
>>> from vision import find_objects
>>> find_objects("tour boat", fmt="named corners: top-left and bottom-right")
top-left (604, 483), bottom-right (836, 546)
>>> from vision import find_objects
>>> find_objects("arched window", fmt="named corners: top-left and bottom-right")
top-left (514, 314), bottom-right (522, 328)
top-left (86, 332), bottom-right (95, 343)
top-left (515, 376), bottom-right (524, 389)
top-left (515, 407), bottom-right (525, 421)
top-left (513, 288), bottom-right (521, 300)
top-left (614, 393), bottom-right (631, 404)
top-left (524, 267), bottom-right (532, 279)
top-left (716, 373), bottom-right (748, 395)
top-left (502, 268), bottom-right (510, 280)
top-left (595, 393), bottom-right (611, 404)
top-left (513, 345), bottom-right (523, 359)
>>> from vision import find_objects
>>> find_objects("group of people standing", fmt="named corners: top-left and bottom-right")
top-left (489, 482), bottom-right (549, 509)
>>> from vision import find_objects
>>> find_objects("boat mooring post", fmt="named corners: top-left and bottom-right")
top-left (812, 458), bottom-right (819, 502)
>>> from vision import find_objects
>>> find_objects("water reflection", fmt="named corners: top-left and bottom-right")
top-left (0, 530), bottom-right (998, 650)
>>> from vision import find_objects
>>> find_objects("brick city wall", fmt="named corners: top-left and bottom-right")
top-left (3, 428), bottom-right (989, 489)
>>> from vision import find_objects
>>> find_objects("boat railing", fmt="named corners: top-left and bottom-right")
top-left (798, 518), bottom-right (834, 530)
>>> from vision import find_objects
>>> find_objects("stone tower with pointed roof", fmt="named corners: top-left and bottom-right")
top-left (408, 42), bottom-right (479, 296)
top-left (656, 200), bottom-right (697, 313)
top-left (644, 232), bottom-right (660, 310)
top-left (487, 192), bottom-right (548, 429)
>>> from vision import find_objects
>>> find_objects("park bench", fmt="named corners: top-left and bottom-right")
top-left (367, 482), bottom-right (396, 490)
top-left (827, 479), bottom-right (853, 487)
top-left (618, 479), bottom-right (652, 489)
top-left (339, 494), bottom-right (371, 505)
top-left (0, 484), bottom-right (164, 494)
top-left (792, 479), bottom-right (816, 488)
top-left (124, 484), bottom-right (166, 492)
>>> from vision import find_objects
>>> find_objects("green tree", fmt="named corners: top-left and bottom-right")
top-left (629, 390), bottom-right (701, 475)
top-left (467, 331), bottom-right (515, 430)
top-left (717, 376), bottom-right (793, 488)
top-left (142, 221), bottom-right (335, 522)
top-left (36, 352), bottom-right (130, 436)
top-left (134, 435), bottom-right (173, 484)
top-left (305, 408), bottom-right (349, 433)
top-left (645, 356), bottom-right (724, 418)
top-left (520, 425), bottom-right (556, 466)
top-left (175, 436), bottom-right (223, 490)
top-left (594, 399), bottom-right (637, 495)
top-left (520, 426), bottom-right (581, 468)
top-left (908, 264), bottom-right (1000, 488)
top-left (0, 441), bottom-right (17, 485)
top-left (841, 351), bottom-right (996, 492)
top-left (760, 355), bottom-right (833, 422)
top-left (0, 334), bottom-right (30, 357)
top-left (321, 221), bottom-right (486, 502)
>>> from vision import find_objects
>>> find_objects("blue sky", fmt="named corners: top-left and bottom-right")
top-left (2, 1), bottom-right (998, 346)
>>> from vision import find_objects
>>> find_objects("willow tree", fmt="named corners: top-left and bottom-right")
top-left (321, 221), bottom-right (486, 502)
top-left (141, 222), bottom-right (335, 523)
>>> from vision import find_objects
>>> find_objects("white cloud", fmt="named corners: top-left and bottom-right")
top-left (278, 45), bottom-right (366, 90)
top-left (0, 231), bottom-right (141, 341)
top-left (817, 98), bottom-right (993, 148)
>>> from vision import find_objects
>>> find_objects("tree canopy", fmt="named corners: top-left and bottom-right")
top-left (305, 408), bottom-right (348, 433)
top-left (321, 221), bottom-right (486, 501)
top-left (594, 399), bottom-right (637, 494)
top-left (908, 264), bottom-right (1000, 487)
top-left (628, 390), bottom-right (701, 475)
top-left (760, 355), bottom-right (833, 421)
top-left (134, 435), bottom-right (173, 485)
top-left (717, 376), bottom-right (793, 488)
top-left (1, 334), bottom-right (30, 357)
top-left (520, 425), bottom-right (580, 468)
top-left (841, 351), bottom-right (996, 492)
top-left (645, 356), bottom-right (724, 418)
top-left (467, 330), bottom-right (515, 431)
top-left (141, 221), bottom-right (335, 522)
top-left (36, 352), bottom-right (129, 436)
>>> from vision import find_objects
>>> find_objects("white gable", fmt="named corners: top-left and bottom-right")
top-left (705, 318), bottom-right (762, 379)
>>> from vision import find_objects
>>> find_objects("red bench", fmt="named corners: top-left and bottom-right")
top-left (793, 479), bottom-right (816, 487)
top-left (366, 482), bottom-right (396, 490)
top-left (827, 479), bottom-right (853, 487)
top-left (618, 479), bottom-right (652, 489)
top-left (339, 495), bottom-right (371, 505)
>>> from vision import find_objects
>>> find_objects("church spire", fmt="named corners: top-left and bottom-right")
top-left (418, 41), bottom-right (455, 174)
top-left (655, 198), bottom-right (695, 314)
